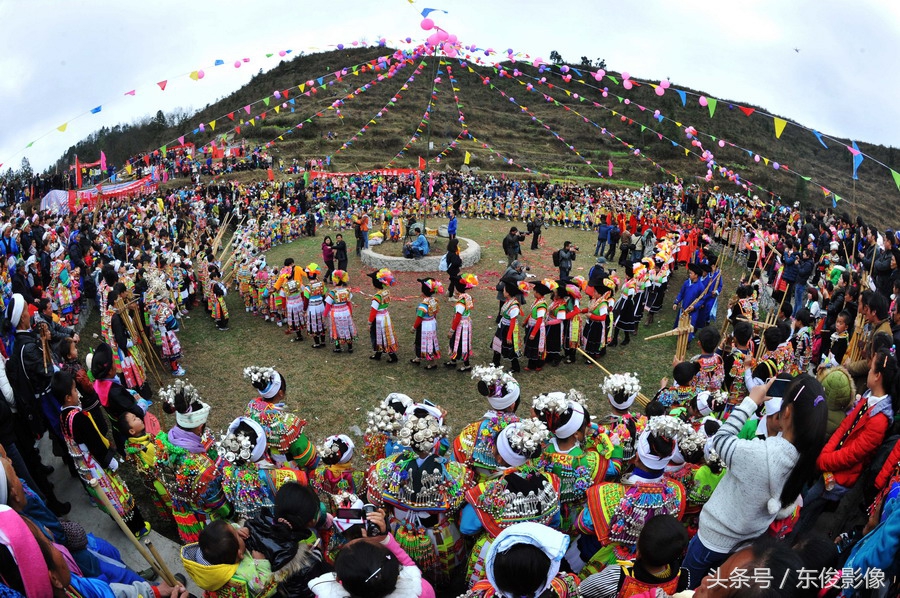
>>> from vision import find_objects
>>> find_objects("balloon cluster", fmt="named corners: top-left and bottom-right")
top-left (421, 17), bottom-right (459, 58)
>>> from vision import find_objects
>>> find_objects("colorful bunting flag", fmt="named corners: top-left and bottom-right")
top-left (773, 117), bottom-right (787, 138)
top-left (90, 106), bottom-right (102, 114)
top-left (158, 81), bottom-right (167, 90)
top-left (57, 123), bottom-right (67, 132)
top-left (812, 130), bottom-right (828, 148)
top-left (675, 89), bottom-right (686, 106)
top-left (706, 97), bottom-right (717, 118)
top-left (464, 151), bottom-right (471, 165)
top-left (850, 141), bottom-right (863, 180)
top-left (891, 169), bottom-right (900, 192)
top-left (738, 106), bottom-right (755, 117)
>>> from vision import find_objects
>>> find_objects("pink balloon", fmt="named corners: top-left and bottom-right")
top-left (623, 80), bottom-right (633, 90)
top-left (242, 57), bottom-right (250, 62)
top-left (699, 96), bottom-right (708, 106)
top-left (655, 86), bottom-right (665, 96)
top-left (442, 42), bottom-right (453, 54)
top-left (274, 90), bottom-right (281, 99)
top-left (653, 110), bottom-right (661, 117)
top-left (197, 70), bottom-right (205, 79)
top-left (718, 140), bottom-right (725, 147)
top-left (279, 51), bottom-right (286, 57)
top-left (234, 61), bottom-right (241, 68)
top-left (622, 72), bottom-right (630, 80)
top-left (754, 155), bottom-right (761, 162)
top-left (560, 65), bottom-right (569, 73)
top-left (421, 18), bottom-right (434, 30)
top-left (427, 33), bottom-right (440, 46)
top-left (448, 34), bottom-right (458, 43)
top-left (437, 29), bottom-right (449, 41)
top-left (446, 48), bottom-right (457, 58)
top-left (634, 149), bottom-right (641, 156)
top-left (660, 80), bottom-right (670, 89)
top-left (602, 91), bottom-right (608, 97)
top-left (624, 98), bottom-right (631, 105)
top-left (573, 93), bottom-right (579, 99)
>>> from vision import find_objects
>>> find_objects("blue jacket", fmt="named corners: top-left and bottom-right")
top-left (597, 224), bottom-right (611, 242)
top-left (448, 217), bottom-right (458, 235)
top-left (781, 252), bottom-right (798, 282)
top-left (411, 234), bottom-right (429, 255)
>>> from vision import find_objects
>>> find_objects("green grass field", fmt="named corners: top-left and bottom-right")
top-left (84, 217), bottom-right (748, 541)
top-left (85, 219), bottom-right (741, 442)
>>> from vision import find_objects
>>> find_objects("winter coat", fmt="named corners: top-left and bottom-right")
top-left (817, 396), bottom-right (891, 488)
top-left (781, 252), bottom-right (799, 283)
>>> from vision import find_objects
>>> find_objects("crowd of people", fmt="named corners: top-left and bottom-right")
top-left (0, 167), bottom-right (896, 598)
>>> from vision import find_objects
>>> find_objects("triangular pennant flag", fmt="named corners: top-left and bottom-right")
top-left (675, 89), bottom-right (686, 106)
top-left (57, 123), bottom-right (67, 132)
top-left (157, 80), bottom-right (167, 90)
top-left (738, 106), bottom-right (754, 117)
top-left (606, 75), bottom-right (619, 85)
top-left (90, 106), bottom-right (102, 114)
top-left (214, 59), bottom-right (224, 66)
top-left (235, 126), bottom-right (241, 134)
top-left (850, 141), bottom-right (864, 180)
top-left (124, 90), bottom-right (135, 96)
top-left (209, 120), bottom-right (216, 131)
top-left (299, 83), bottom-right (306, 92)
top-left (773, 117), bottom-right (787, 139)
top-left (812, 130), bottom-right (828, 148)
top-left (707, 97), bottom-right (717, 118)
top-left (26, 141), bottom-right (34, 148)
top-left (763, 157), bottom-right (770, 166)
top-left (189, 71), bottom-right (200, 81)
top-left (244, 105), bottom-right (251, 114)
top-left (274, 106), bottom-right (280, 113)
top-left (227, 112), bottom-right (234, 121)
top-left (684, 148), bottom-right (690, 156)
top-left (160, 145), bottom-right (167, 155)
top-left (891, 169), bottom-right (900, 192)
top-left (178, 136), bottom-right (185, 145)
top-left (263, 97), bottom-right (270, 106)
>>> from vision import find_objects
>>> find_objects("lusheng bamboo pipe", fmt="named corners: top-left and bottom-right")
top-left (88, 480), bottom-right (177, 586)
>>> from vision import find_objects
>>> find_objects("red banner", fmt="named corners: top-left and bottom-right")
top-left (308, 168), bottom-right (416, 179)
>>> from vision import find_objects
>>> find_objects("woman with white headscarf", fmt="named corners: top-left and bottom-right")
top-left (452, 366), bottom-right (521, 482)
top-left (460, 419), bottom-right (562, 587)
top-left (243, 366), bottom-right (318, 470)
top-left (573, 417), bottom-right (686, 576)
top-left (216, 416), bottom-right (307, 520)
top-left (310, 434), bottom-right (366, 514)
top-left (533, 393), bottom-right (607, 531)
top-left (366, 403), bottom-right (473, 586)
top-left (156, 380), bottom-right (232, 543)
top-left (462, 522), bottom-right (579, 598)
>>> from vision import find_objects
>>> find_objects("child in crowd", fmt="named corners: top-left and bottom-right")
top-left (182, 519), bottom-right (275, 598)
top-left (653, 361), bottom-right (700, 409)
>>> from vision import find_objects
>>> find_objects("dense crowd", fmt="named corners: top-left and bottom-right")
top-left (0, 169), bottom-right (897, 598)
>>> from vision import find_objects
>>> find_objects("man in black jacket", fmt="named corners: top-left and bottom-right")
top-left (4, 293), bottom-right (71, 515)
top-left (333, 233), bottom-right (348, 272)
top-left (502, 227), bottom-right (525, 265)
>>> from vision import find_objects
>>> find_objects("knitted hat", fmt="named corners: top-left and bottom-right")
top-left (61, 521), bottom-right (89, 552)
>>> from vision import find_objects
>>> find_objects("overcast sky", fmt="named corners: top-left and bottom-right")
top-left (2, 0), bottom-right (898, 173)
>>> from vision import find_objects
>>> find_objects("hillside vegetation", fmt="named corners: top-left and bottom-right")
top-left (54, 46), bottom-right (898, 220)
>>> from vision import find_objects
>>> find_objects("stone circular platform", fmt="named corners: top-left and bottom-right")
top-left (361, 237), bottom-right (482, 272)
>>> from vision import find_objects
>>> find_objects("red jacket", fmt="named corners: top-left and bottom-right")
top-left (817, 398), bottom-right (890, 488)
top-left (874, 438), bottom-right (900, 491)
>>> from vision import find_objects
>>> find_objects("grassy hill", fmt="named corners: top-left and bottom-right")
top-left (54, 46), bottom-right (898, 220)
